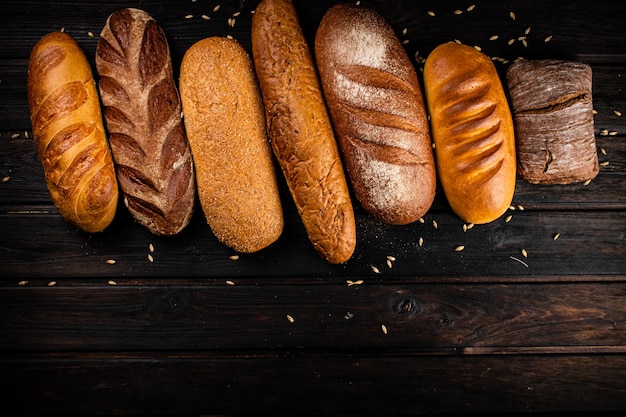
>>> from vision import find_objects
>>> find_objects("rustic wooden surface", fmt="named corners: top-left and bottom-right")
top-left (0, 0), bottom-right (625, 415)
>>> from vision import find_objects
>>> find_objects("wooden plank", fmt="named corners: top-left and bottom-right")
top-left (1, 282), bottom-right (625, 351)
top-left (0, 208), bottom-right (624, 279)
top-left (2, 206), bottom-right (625, 279)
top-left (2, 352), bottom-right (626, 415)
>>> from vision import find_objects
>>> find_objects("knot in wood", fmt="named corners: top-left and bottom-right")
top-left (393, 295), bottom-right (419, 316)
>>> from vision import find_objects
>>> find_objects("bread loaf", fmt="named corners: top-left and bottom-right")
top-left (251, 0), bottom-right (356, 263)
top-left (179, 37), bottom-right (284, 253)
top-left (315, 3), bottom-right (436, 225)
top-left (506, 59), bottom-right (599, 184)
top-left (28, 32), bottom-right (118, 233)
top-left (423, 43), bottom-right (516, 224)
top-left (95, 8), bottom-right (195, 236)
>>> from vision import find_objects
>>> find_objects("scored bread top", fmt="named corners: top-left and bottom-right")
top-left (424, 42), bottom-right (516, 224)
top-left (96, 8), bottom-right (195, 236)
top-left (315, 3), bottom-right (436, 225)
top-left (28, 31), bottom-right (119, 233)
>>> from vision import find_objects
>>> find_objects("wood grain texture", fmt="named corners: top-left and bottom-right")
top-left (0, 0), bottom-right (625, 415)
top-left (2, 353), bottom-right (626, 415)
top-left (1, 282), bottom-right (625, 351)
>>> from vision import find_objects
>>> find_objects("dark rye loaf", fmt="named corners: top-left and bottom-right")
top-left (506, 59), bottom-right (599, 184)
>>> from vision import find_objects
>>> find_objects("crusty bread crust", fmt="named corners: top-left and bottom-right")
top-left (251, 0), bottom-right (356, 263)
top-left (180, 37), bottom-right (284, 253)
top-left (506, 59), bottom-right (598, 184)
top-left (28, 31), bottom-right (118, 233)
top-left (96, 8), bottom-right (195, 236)
top-left (424, 42), bottom-right (516, 224)
top-left (315, 3), bottom-right (436, 225)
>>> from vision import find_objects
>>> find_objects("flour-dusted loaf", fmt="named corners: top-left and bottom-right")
top-left (179, 37), bottom-right (284, 253)
top-left (28, 32), bottom-right (118, 233)
top-left (315, 3), bottom-right (436, 225)
top-left (95, 8), bottom-right (195, 236)
top-left (251, 0), bottom-right (356, 264)
top-left (423, 43), bottom-right (516, 224)
top-left (506, 59), bottom-right (599, 184)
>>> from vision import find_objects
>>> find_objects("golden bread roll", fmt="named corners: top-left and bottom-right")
top-left (315, 3), bottom-right (436, 225)
top-left (251, 0), bottom-right (356, 263)
top-left (28, 32), bottom-right (118, 233)
top-left (179, 37), bottom-right (283, 253)
top-left (96, 8), bottom-right (196, 236)
top-left (423, 43), bottom-right (516, 224)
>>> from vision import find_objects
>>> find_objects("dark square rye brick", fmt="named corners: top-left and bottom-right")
top-left (506, 59), bottom-right (599, 184)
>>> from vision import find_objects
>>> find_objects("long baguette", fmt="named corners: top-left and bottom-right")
top-left (251, 0), bottom-right (356, 263)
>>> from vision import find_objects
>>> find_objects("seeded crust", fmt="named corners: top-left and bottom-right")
top-left (315, 3), bottom-right (436, 225)
top-left (251, 0), bottom-right (356, 264)
top-left (28, 32), bottom-right (118, 233)
top-left (423, 43), bottom-right (517, 224)
top-left (180, 37), bottom-right (284, 253)
top-left (506, 59), bottom-right (599, 184)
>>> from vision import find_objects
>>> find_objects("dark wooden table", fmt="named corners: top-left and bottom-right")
top-left (1, 0), bottom-right (625, 415)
